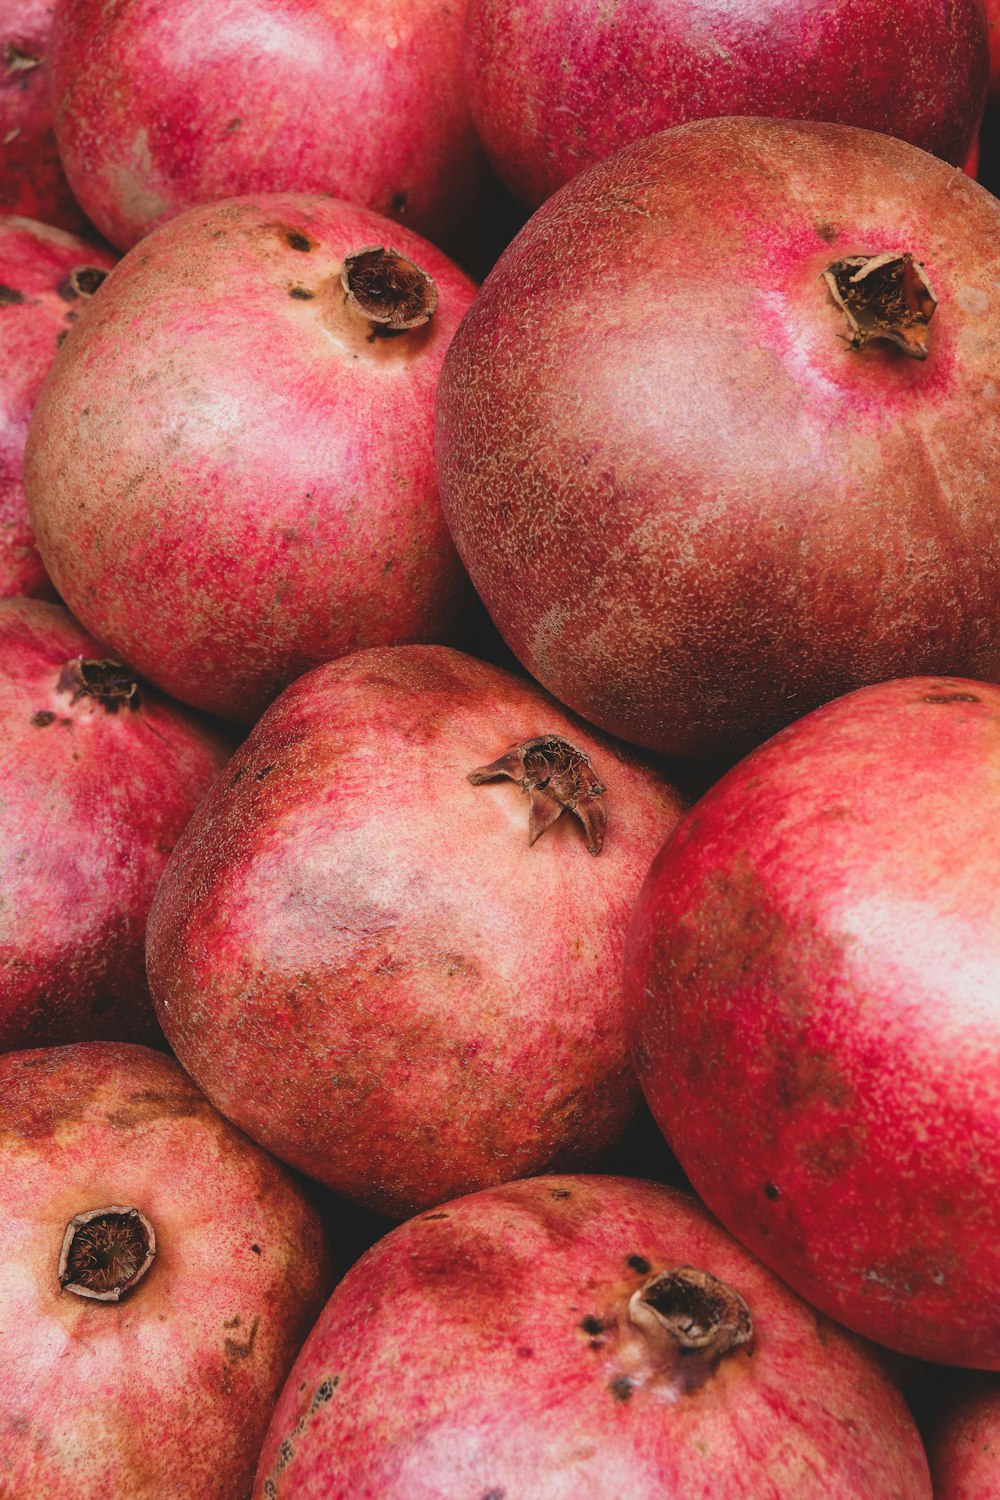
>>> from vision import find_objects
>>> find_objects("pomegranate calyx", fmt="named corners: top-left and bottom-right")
top-left (340, 246), bottom-right (438, 337)
top-left (57, 657), bottom-right (141, 713)
top-left (468, 734), bottom-right (607, 853)
top-left (823, 252), bottom-right (937, 359)
top-left (609, 1267), bottom-right (754, 1397)
top-left (3, 44), bottom-right (43, 76)
top-left (58, 1206), bottom-right (157, 1302)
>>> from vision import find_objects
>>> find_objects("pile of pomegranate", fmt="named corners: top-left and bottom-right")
top-left (4, 0), bottom-right (1000, 1493)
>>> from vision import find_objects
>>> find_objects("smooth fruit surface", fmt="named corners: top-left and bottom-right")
top-left (0, 215), bottom-right (114, 597)
top-left (0, 1042), bottom-right (331, 1500)
top-left (147, 647), bottom-right (684, 1216)
top-left (50, 0), bottom-right (486, 249)
top-left (0, 598), bottom-right (229, 1050)
top-left (437, 118), bottom-right (1000, 759)
top-left (25, 194), bottom-right (476, 721)
top-left (626, 676), bottom-right (1000, 1366)
top-left (254, 1175), bottom-right (931, 1498)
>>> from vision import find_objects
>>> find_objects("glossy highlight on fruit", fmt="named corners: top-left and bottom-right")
top-left (626, 676), bottom-right (1000, 1366)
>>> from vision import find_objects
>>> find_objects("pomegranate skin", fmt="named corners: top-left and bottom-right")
top-left (0, 216), bottom-right (114, 598)
top-left (0, 0), bottom-right (89, 232)
top-left (25, 194), bottom-right (477, 721)
top-left (0, 1042), bottom-right (331, 1500)
top-left (253, 1175), bottom-right (931, 1499)
top-left (923, 1376), bottom-right (1000, 1496)
top-left (0, 598), bottom-right (229, 1050)
top-left (147, 647), bottom-right (685, 1217)
top-left (49, 0), bottom-right (487, 251)
top-left (626, 676), bottom-right (1000, 1367)
top-left (437, 118), bottom-right (1000, 760)
top-left (465, 0), bottom-right (986, 208)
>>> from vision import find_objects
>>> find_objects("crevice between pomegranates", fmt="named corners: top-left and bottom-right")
top-left (340, 247), bottom-right (438, 337)
top-left (823, 252), bottom-right (937, 359)
top-left (468, 735), bottom-right (607, 853)
top-left (58, 1206), bottom-right (156, 1302)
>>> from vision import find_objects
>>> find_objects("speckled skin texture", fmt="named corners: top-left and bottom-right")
top-left (0, 598), bottom-right (229, 1050)
top-left (923, 1376), bottom-right (1000, 1496)
top-left (437, 118), bottom-right (1000, 760)
top-left (0, 216), bottom-right (115, 597)
top-left (626, 676), bottom-right (1000, 1367)
top-left (24, 194), bottom-right (477, 720)
top-left (465, 0), bottom-right (986, 207)
top-left (0, 1042), bottom-right (331, 1499)
top-left (252, 1175), bottom-right (931, 1499)
top-left (0, 0), bottom-right (90, 232)
top-left (49, 0), bottom-right (487, 250)
top-left (147, 647), bottom-right (685, 1216)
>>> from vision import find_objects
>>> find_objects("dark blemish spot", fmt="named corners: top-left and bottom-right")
top-left (227, 117), bottom-right (241, 130)
top-left (230, 766), bottom-right (245, 785)
top-left (263, 1481), bottom-right (277, 1499)
top-left (31, 711), bottom-right (56, 727)
top-left (764, 1182), bottom-right (781, 1200)
top-left (482, 1491), bottom-right (506, 1500)
top-left (517, 1346), bottom-right (533, 1359)
top-left (278, 1437), bottom-right (294, 1470)
top-left (816, 221), bottom-right (839, 243)
top-left (224, 1314), bottom-right (260, 1361)
top-left (422, 1212), bottom-right (449, 1220)
top-left (286, 230), bottom-right (312, 252)
top-left (580, 1315), bottom-right (603, 1335)
top-left (550, 1188), bottom-right (571, 1200)
top-left (311, 1376), bottom-right (338, 1410)
top-left (391, 192), bottom-right (409, 215)
top-left (250, 1243), bottom-right (261, 1254)
top-left (923, 691), bottom-right (980, 703)
top-left (56, 329), bottom-right (70, 346)
top-left (627, 1255), bottom-right (651, 1275)
top-left (289, 286), bottom-right (314, 300)
top-left (255, 764), bottom-right (275, 781)
top-left (609, 1376), bottom-right (634, 1402)
top-left (223, 1315), bottom-right (241, 1329)
top-left (0, 284), bottom-right (24, 305)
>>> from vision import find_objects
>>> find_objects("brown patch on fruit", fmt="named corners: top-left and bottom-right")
top-left (59, 1206), bottom-right (156, 1301)
top-left (469, 735), bottom-right (607, 854)
top-left (4, 44), bottom-right (42, 75)
top-left (0, 284), bottom-right (25, 306)
top-left (224, 1314), bottom-right (260, 1361)
top-left (285, 230), bottom-right (314, 252)
top-left (824, 252), bottom-right (937, 359)
top-left (340, 246), bottom-right (438, 336)
top-left (31, 711), bottom-right (55, 727)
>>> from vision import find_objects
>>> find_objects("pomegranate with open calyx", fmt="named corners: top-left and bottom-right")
top-left (626, 676), bottom-right (1000, 1367)
top-left (437, 118), bottom-right (1000, 760)
top-left (0, 1041), bottom-right (331, 1499)
top-left (25, 194), bottom-right (476, 721)
top-left (0, 598), bottom-right (229, 1050)
top-left (253, 1174), bottom-right (931, 1498)
top-left (147, 646), bottom-right (685, 1217)
top-left (0, 0), bottom-right (89, 231)
top-left (0, 215), bottom-right (114, 597)
top-left (465, 0), bottom-right (986, 209)
top-left (49, 0), bottom-right (487, 250)
top-left (922, 1374), bottom-right (1000, 1495)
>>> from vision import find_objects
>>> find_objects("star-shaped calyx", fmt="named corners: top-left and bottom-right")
top-left (468, 735), bottom-right (607, 854)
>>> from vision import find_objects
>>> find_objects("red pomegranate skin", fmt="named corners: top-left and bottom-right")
top-left (437, 118), bottom-right (1000, 760)
top-left (923, 1376), bottom-right (1000, 1496)
top-left (0, 597), bottom-right (230, 1050)
top-left (49, 0), bottom-right (487, 251)
top-left (987, 0), bottom-right (1000, 97)
top-left (25, 194), bottom-right (477, 721)
top-left (626, 676), bottom-right (1000, 1367)
top-left (146, 647), bottom-right (685, 1217)
top-left (253, 1175), bottom-right (931, 1499)
top-left (0, 215), bottom-right (114, 598)
top-left (0, 0), bottom-right (89, 232)
top-left (465, 0), bottom-right (987, 208)
top-left (0, 1042), bottom-right (331, 1500)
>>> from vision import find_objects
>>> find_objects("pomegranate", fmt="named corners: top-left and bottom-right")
top-left (437, 118), bottom-right (1000, 760)
top-left (922, 1375), bottom-right (1000, 1495)
top-left (0, 1041), bottom-right (331, 1499)
top-left (987, 0), bottom-right (1000, 98)
top-left (49, 0), bottom-right (487, 251)
top-left (0, 0), bottom-right (89, 231)
top-left (465, 0), bottom-right (986, 209)
top-left (0, 597), bottom-right (229, 1051)
top-left (626, 676), bottom-right (1000, 1367)
top-left (0, 215), bottom-right (115, 598)
top-left (253, 1175), bottom-right (931, 1498)
top-left (25, 194), bottom-right (477, 721)
top-left (147, 646), bottom-right (685, 1217)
